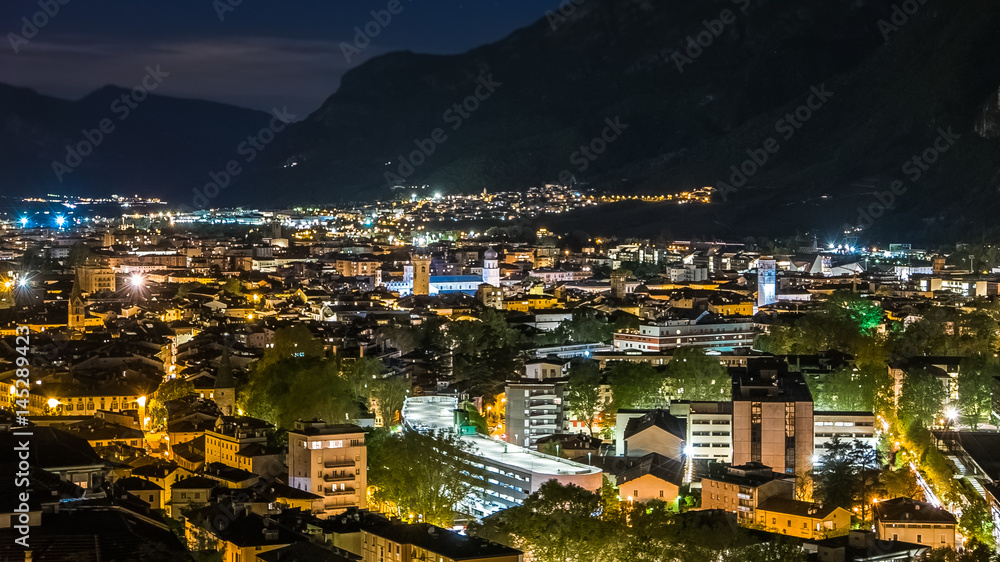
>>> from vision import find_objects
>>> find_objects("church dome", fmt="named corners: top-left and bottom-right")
top-left (484, 247), bottom-right (497, 260)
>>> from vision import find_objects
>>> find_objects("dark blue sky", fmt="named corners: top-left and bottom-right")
top-left (2, 0), bottom-right (551, 116)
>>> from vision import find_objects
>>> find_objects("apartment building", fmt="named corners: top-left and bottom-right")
top-left (287, 420), bottom-right (367, 516)
top-left (813, 411), bottom-right (877, 460)
top-left (505, 360), bottom-right (568, 448)
top-left (203, 415), bottom-right (276, 475)
top-left (670, 401), bottom-right (734, 462)
top-left (731, 361), bottom-right (814, 475)
top-left (700, 462), bottom-right (795, 521)
top-left (613, 314), bottom-right (753, 352)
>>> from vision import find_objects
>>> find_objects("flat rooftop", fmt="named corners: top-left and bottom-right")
top-left (402, 396), bottom-right (600, 478)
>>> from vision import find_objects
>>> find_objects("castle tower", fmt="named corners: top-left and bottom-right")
top-left (214, 347), bottom-right (236, 416)
top-left (410, 252), bottom-right (432, 296)
top-left (482, 247), bottom-right (500, 287)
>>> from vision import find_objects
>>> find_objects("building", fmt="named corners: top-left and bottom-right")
top-left (618, 453), bottom-right (685, 504)
top-left (203, 416), bottom-right (278, 476)
top-left (805, 530), bottom-right (929, 562)
top-left (700, 462), bottom-right (795, 521)
top-left (214, 351), bottom-right (236, 416)
top-left (287, 419), bottom-right (367, 515)
top-left (623, 410), bottom-right (686, 459)
top-left (116, 476), bottom-right (165, 510)
top-left (388, 251), bottom-right (499, 297)
top-left (758, 258), bottom-right (776, 307)
top-left (403, 396), bottom-right (602, 517)
top-left (185, 506), bottom-right (302, 562)
top-left (873, 497), bottom-right (957, 549)
top-left (168, 476), bottom-right (218, 518)
top-left (613, 314), bottom-right (753, 352)
top-left (410, 252), bottom-right (431, 296)
top-left (670, 401), bottom-right (734, 462)
top-left (813, 411), bottom-right (877, 460)
top-left (755, 497), bottom-right (851, 539)
top-left (362, 521), bottom-right (522, 562)
top-left (731, 364), bottom-right (814, 475)
top-left (483, 247), bottom-right (500, 287)
top-left (505, 363), bottom-right (567, 448)
top-left (77, 264), bottom-right (117, 294)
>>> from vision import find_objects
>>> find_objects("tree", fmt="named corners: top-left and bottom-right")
top-left (240, 357), bottom-right (357, 428)
top-left (367, 429), bottom-right (483, 526)
top-left (666, 347), bottom-right (730, 401)
top-left (256, 325), bottom-right (324, 370)
top-left (222, 277), bottom-right (243, 295)
top-left (469, 481), bottom-right (619, 562)
top-left (812, 437), bottom-right (880, 515)
top-left (879, 468), bottom-right (921, 500)
top-left (898, 368), bottom-right (946, 429)
top-left (959, 499), bottom-right (996, 550)
top-left (826, 291), bottom-right (884, 336)
top-left (370, 376), bottom-right (410, 427)
top-left (147, 378), bottom-right (195, 429)
top-left (721, 541), bottom-right (806, 562)
top-left (608, 361), bottom-right (666, 409)
top-left (957, 353), bottom-right (998, 429)
top-left (565, 361), bottom-right (602, 437)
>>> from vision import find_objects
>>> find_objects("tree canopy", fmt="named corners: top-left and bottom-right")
top-left (367, 429), bottom-right (482, 527)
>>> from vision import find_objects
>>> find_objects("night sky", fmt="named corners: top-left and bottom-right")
top-left (1, 0), bottom-right (550, 117)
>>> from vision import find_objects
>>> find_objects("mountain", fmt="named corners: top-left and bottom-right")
top-left (0, 83), bottom-right (271, 200)
top-left (4, 0), bottom-right (1000, 242)
top-left (233, 0), bottom-right (1000, 243)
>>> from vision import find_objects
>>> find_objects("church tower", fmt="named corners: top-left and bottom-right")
top-left (482, 247), bottom-right (500, 287)
top-left (610, 269), bottom-right (629, 299)
top-left (68, 275), bottom-right (86, 331)
top-left (214, 347), bottom-right (236, 416)
top-left (410, 252), bottom-right (432, 296)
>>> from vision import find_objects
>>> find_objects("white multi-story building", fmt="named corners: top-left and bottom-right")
top-left (613, 315), bottom-right (753, 352)
top-left (670, 401), bottom-right (734, 462)
top-left (813, 411), bottom-right (877, 461)
top-left (287, 420), bottom-right (367, 516)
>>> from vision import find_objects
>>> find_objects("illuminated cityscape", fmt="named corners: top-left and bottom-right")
top-left (3, 1), bottom-right (1000, 561)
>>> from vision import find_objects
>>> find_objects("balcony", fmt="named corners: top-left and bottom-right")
top-left (529, 403), bottom-right (557, 411)
top-left (323, 459), bottom-right (355, 469)
top-left (324, 487), bottom-right (355, 497)
top-left (324, 474), bottom-right (354, 483)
